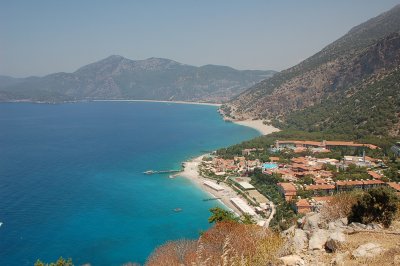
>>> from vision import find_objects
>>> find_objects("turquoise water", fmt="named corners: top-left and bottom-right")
top-left (262, 163), bottom-right (278, 169)
top-left (0, 102), bottom-right (259, 265)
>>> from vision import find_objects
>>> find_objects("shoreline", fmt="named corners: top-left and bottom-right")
top-left (176, 154), bottom-right (242, 216)
top-left (230, 119), bottom-right (280, 135)
top-left (92, 99), bottom-right (222, 107)
top-left (176, 115), bottom-right (279, 223)
top-left (2, 99), bottom-right (222, 107)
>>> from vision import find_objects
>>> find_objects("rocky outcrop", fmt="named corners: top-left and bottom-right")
top-left (279, 254), bottom-right (305, 266)
top-left (308, 229), bottom-right (330, 250)
top-left (281, 212), bottom-right (400, 265)
top-left (352, 243), bottom-right (384, 258)
top-left (325, 231), bottom-right (346, 252)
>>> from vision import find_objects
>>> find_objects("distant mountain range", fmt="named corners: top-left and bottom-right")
top-left (0, 56), bottom-right (275, 103)
top-left (224, 4), bottom-right (400, 137)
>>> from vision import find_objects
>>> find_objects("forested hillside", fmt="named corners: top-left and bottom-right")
top-left (225, 4), bottom-right (400, 138)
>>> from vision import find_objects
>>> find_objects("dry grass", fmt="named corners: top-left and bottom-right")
top-left (146, 222), bottom-right (285, 266)
top-left (320, 191), bottom-right (360, 222)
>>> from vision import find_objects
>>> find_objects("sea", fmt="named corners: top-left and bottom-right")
top-left (0, 102), bottom-right (259, 266)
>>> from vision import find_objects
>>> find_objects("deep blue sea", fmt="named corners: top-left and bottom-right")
top-left (0, 102), bottom-right (259, 266)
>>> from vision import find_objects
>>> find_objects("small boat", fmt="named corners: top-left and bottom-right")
top-left (0, 222), bottom-right (2, 227)
top-left (173, 208), bottom-right (182, 212)
top-left (143, 170), bottom-right (155, 175)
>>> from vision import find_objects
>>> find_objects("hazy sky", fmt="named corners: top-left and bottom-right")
top-left (1, 0), bottom-right (399, 77)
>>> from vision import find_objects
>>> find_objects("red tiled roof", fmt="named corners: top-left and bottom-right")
top-left (277, 140), bottom-right (323, 146)
top-left (291, 157), bottom-right (308, 163)
top-left (312, 196), bottom-right (333, 202)
top-left (296, 199), bottom-right (311, 207)
top-left (336, 180), bottom-right (363, 186)
top-left (277, 140), bottom-right (379, 150)
top-left (306, 184), bottom-right (335, 190)
top-left (277, 182), bottom-right (297, 194)
top-left (368, 171), bottom-right (383, 179)
top-left (269, 157), bottom-right (280, 162)
top-left (362, 180), bottom-right (385, 185)
top-left (388, 182), bottom-right (400, 192)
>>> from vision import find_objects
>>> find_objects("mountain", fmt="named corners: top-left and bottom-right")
top-left (224, 4), bottom-right (400, 137)
top-left (0, 56), bottom-right (275, 103)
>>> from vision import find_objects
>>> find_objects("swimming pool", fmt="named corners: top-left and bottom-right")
top-left (262, 163), bottom-right (278, 169)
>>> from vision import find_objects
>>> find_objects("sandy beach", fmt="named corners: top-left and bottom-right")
top-left (231, 119), bottom-right (280, 135)
top-left (93, 99), bottom-right (222, 107)
top-left (177, 154), bottom-right (243, 215)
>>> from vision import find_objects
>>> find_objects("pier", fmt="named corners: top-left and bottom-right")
top-left (203, 197), bottom-right (222, 201)
top-left (143, 169), bottom-right (181, 175)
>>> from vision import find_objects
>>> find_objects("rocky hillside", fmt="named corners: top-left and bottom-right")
top-left (0, 56), bottom-right (275, 103)
top-left (225, 4), bottom-right (400, 137)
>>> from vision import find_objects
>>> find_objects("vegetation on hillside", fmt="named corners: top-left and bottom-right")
top-left (279, 68), bottom-right (400, 138)
top-left (146, 221), bottom-right (284, 266)
top-left (0, 56), bottom-right (275, 103)
top-left (348, 187), bottom-right (399, 227)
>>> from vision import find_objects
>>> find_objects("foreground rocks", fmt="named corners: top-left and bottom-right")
top-left (280, 212), bottom-right (398, 265)
top-left (352, 243), bottom-right (384, 258)
top-left (325, 231), bottom-right (346, 252)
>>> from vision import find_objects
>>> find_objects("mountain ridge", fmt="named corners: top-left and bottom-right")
top-left (0, 56), bottom-right (275, 103)
top-left (225, 4), bottom-right (400, 137)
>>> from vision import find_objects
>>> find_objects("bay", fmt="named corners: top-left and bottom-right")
top-left (0, 102), bottom-right (259, 265)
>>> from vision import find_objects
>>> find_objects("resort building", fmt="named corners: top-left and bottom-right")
top-left (295, 199), bottom-right (312, 214)
top-left (362, 180), bottom-right (386, 190)
top-left (277, 182), bottom-right (297, 201)
top-left (387, 182), bottom-right (400, 196)
top-left (238, 181), bottom-right (255, 190)
top-left (230, 197), bottom-right (257, 216)
top-left (203, 181), bottom-right (224, 192)
top-left (305, 184), bottom-right (335, 196)
top-left (274, 140), bottom-right (379, 151)
top-left (336, 180), bottom-right (364, 192)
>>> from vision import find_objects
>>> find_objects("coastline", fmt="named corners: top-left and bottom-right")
top-left (2, 99), bottom-right (222, 107)
top-left (92, 99), bottom-right (222, 107)
top-left (231, 119), bottom-right (280, 135)
top-left (177, 115), bottom-right (279, 222)
top-left (177, 154), bottom-right (242, 216)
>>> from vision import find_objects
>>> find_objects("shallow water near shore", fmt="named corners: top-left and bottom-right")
top-left (0, 102), bottom-right (259, 266)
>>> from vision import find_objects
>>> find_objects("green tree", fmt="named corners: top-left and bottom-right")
top-left (348, 187), bottom-right (399, 227)
top-left (208, 207), bottom-right (238, 223)
top-left (240, 213), bottom-right (256, 224)
top-left (34, 257), bottom-right (73, 266)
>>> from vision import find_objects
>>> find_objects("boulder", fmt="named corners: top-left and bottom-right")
top-left (297, 217), bottom-right (305, 228)
top-left (330, 251), bottom-right (350, 266)
top-left (325, 231), bottom-right (346, 252)
top-left (339, 217), bottom-right (348, 226)
top-left (349, 222), bottom-right (366, 230)
top-left (279, 254), bottom-right (305, 266)
top-left (352, 243), bottom-right (383, 258)
top-left (308, 229), bottom-right (329, 250)
top-left (302, 213), bottom-right (322, 232)
top-left (282, 225), bottom-right (296, 237)
top-left (293, 229), bottom-right (308, 252)
top-left (365, 223), bottom-right (383, 230)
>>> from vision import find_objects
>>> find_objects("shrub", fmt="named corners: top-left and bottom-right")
top-left (208, 207), bottom-right (238, 223)
top-left (348, 187), bottom-right (399, 227)
top-left (146, 222), bottom-right (284, 265)
top-left (320, 191), bottom-right (361, 222)
top-left (34, 257), bottom-right (73, 266)
top-left (146, 239), bottom-right (197, 266)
